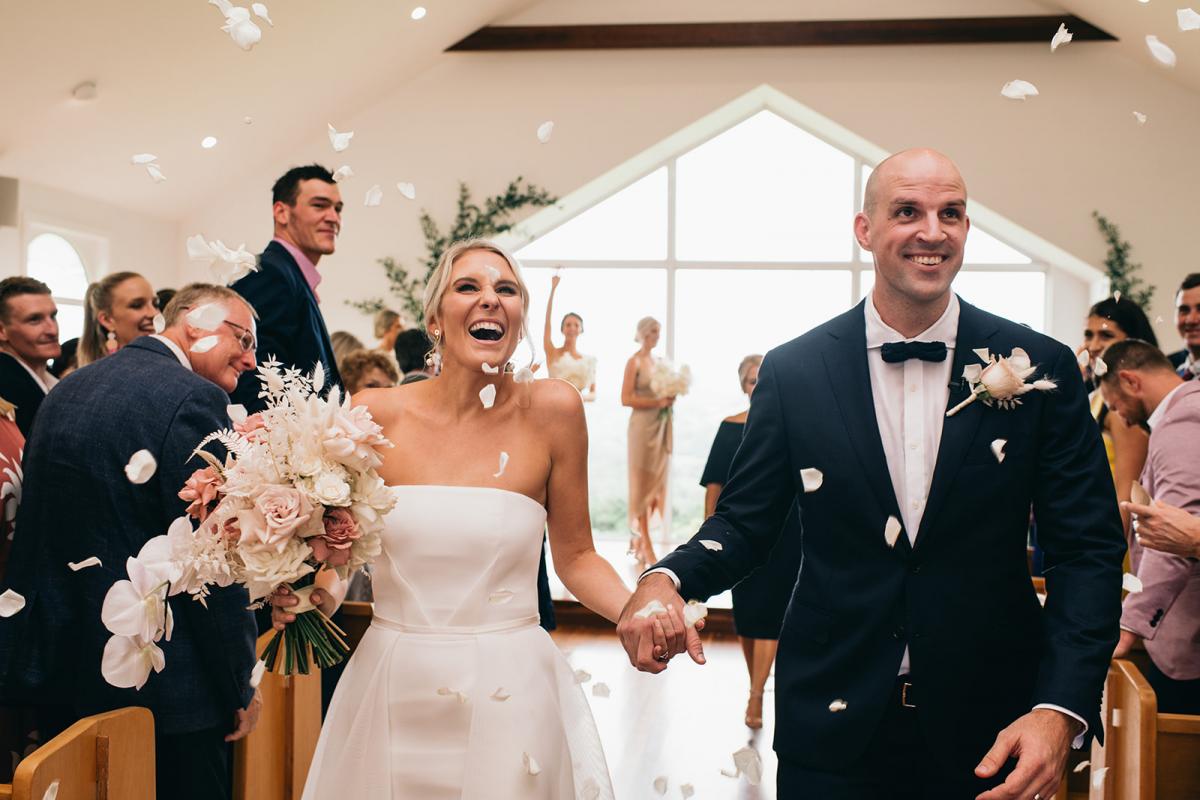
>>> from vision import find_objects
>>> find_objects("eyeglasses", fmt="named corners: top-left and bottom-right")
top-left (223, 320), bottom-right (257, 353)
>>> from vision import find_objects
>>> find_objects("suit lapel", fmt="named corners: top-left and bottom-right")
top-left (913, 301), bottom-right (999, 554)
top-left (821, 303), bottom-right (903, 532)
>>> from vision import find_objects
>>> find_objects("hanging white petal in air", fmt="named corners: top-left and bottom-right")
top-left (191, 336), bottom-right (219, 354)
top-left (1156, 315), bottom-right (1164, 324)
top-left (42, 779), bottom-right (59, 800)
top-left (364, 184), bottom-right (383, 206)
top-left (1051, 23), bottom-right (1073, 52)
top-left (682, 600), bottom-right (707, 628)
top-left (251, 3), bottom-right (273, 25)
top-left (214, 4), bottom-right (263, 51)
top-left (592, 682), bottom-right (610, 698)
top-left (1093, 358), bottom-right (1108, 377)
top-left (396, 182), bottom-right (416, 200)
top-left (523, 752), bottom-right (542, 776)
top-left (249, 659), bottom-right (266, 689)
top-left (1180, 8), bottom-right (1200, 30)
top-left (186, 303), bottom-right (227, 331)
top-left (828, 698), bottom-right (848, 712)
top-left (327, 123), bottom-right (354, 152)
top-left (699, 539), bottom-right (723, 551)
top-left (1076, 349), bottom-right (1090, 368)
top-left (573, 669), bottom-right (592, 684)
top-left (536, 120), bottom-right (555, 144)
top-left (436, 687), bottom-right (469, 704)
top-left (68, 556), bottom-right (103, 571)
top-left (800, 467), bottom-right (823, 493)
top-left (1000, 79), bottom-right (1039, 100)
top-left (479, 383), bottom-right (497, 409)
top-left (680, 785), bottom-right (695, 799)
top-left (201, 136), bottom-right (218, 149)
top-left (0, 589), bottom-right (25, 618)
top-left (991, 439), bottom-right (1007, 464)
top-left (634, 599), bottom-right (667, 619)
top-left (1074, 760), bottom-right (1091, 774)
top-left (483, 265), bottom-right (502, 284)
top-left (490, 687), bottom-right (511, 701)
top-left (514, 367), bottom-right (536, 384)
top-left (331, 165), bottom-right (353, 182)
top-left (731, 746), bottom-right (763, 785)
top-left (1123, 573), bottom-right (1144, 593)
top-left (493, 451), bottom-right (509, 478)
top-left (124, 450), bottom-right (157, 484)
top-left (146, 164), bottom-right (167, 183)
top-left (152, 313), bottom-right (166, 334)
top-left (488, 588), bottom-right (514, 604)
top-left (227, 404), bottom-right (248, 424)
top-left (1114, 290), bottom-right (1122, 303)
top-left (1092, 766), bottom-right (1109, 789)
top-left (653, 776), bottom-right (668, 795)
top-left (884, 516), bottom-right (902, 548)
top-left (482, 362), bottom-right (499, 374)
top-left (1133, 111), bottom-right (1148, 125)
top-left (101, 634), bottom-right (164, 690)
top-left (1146, 35), bottom-right (1177, 67)
top-left (131, 153), bottom-right (158, 165)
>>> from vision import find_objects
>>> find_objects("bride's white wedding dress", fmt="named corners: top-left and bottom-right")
top-left (302, 485), bottom-right (613, 799)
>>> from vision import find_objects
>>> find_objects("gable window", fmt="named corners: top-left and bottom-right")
top-left (25, 232), bottom-right (90, 343)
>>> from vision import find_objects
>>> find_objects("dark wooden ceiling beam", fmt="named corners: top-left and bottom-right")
top-left (447, 15), bottom-right (1115, 52)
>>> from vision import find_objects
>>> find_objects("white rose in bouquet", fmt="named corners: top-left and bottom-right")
top-left (649, 359), bottom-right (692, 399)
top-left (303, 467), bottom-right (353, 507)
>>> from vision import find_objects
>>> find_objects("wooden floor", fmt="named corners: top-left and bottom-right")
top-left (550, 623), bottom-right (777, 799)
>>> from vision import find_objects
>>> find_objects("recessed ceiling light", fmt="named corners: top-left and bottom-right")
top-left (201, 136), bottom-right (218, 149)
top-left (411, 7), bottom-right (427, 20)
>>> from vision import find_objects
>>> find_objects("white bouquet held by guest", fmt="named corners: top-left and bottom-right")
top-left (649, 359), bottom-right (692, 403)
top-left (553, 352), bottom-right (596, 393)
top-left (98, 360), bottom-right (395, 688)
top-left (946, 347), bottom-right (1057, 417)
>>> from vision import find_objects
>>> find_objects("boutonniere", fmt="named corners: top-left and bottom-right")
top-left (947, 347), bottom-right (1057, 417)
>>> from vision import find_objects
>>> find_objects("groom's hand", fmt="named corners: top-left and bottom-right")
top-left (974, 708), bottom-right (1077, 800)
top-left (616, 573), bottom-right (706, 673)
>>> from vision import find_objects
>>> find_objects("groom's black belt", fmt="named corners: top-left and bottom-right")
top-left (893, 675), bottom-right (920, 709)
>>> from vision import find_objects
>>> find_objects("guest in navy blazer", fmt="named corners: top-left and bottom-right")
top-left (230, 164), bottom-right (344, 413)
top-left (0, 284), bottom-right (261, 800)
top-left (0, 277), bottom-right (61, 437)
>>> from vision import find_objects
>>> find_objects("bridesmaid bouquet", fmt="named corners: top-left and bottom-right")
top-left (554, 353), bottom-right (596, 393)
top-left (100, 360), bottom-right (396, 689)
top-left (649, 359), bottom-right (691, 420)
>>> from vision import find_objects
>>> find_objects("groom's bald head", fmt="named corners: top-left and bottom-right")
top-left (862, 148), bottom-right (967, 216)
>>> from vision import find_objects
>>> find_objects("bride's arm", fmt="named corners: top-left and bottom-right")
top-left (540, 382), bottom-right (632, 623)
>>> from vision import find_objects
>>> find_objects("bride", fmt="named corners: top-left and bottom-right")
top-left (279, 239), bottom-right (684, 799)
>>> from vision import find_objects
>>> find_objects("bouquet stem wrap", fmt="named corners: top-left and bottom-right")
top-left (260, 574), bottom-right (349, 676)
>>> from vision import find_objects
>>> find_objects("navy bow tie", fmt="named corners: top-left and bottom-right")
top-left (881, 340), bottom-right (948, 364)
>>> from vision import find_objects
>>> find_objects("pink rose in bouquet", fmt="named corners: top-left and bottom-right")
top-left (241, 485), bottom-right (314, 553)
top-left (179, 467), bottom-right (222, 521)
top-left (308, 508), bottom-right (361, 567)
top-left (233, 412), bottom-right (267, 439)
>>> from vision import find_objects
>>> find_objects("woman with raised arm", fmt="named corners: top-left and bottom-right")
top-left (542, 271), bottom-right (596, 399)
top-left (621, 317), bottom-right (673, 569)
top-left (285, 240), bottom-right (669, 800)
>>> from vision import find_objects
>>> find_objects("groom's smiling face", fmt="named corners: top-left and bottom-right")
top-left (855, 150), bottom-right (969, 309)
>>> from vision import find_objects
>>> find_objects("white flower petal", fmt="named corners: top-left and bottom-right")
top-left (682, 600), bottom-right (707, 628)
top-left (101, 635), bottom-right (160, 690)
top-left (1092, 766), bottom-right (1109, 789)
top-left (251, 2), bottom-right (273, 25)
top-left (489, 588), bottom-right (514, 604)
top-left (731, 746), bottom-right (763, 785)
top-left (479, 383), bottom-right (497, 409)
top-left (514, 367), bottom-right (535, 384)
top-left (592, 682), bottom-right (610, 698)
top-left (145, 164), bottom-right (167, 183)
top-left (42, 779), bottom-right (59, 800)
top-left (991, 439), bottom-right (1007, 464)
top-left (1113, 290), bottom-right (1122, 303)
top-left (68, 556), bottom-right (103, 571)
top-left (186, 302), bottom-right (227, 331)
top-left (1074, 760), bottom-right (1090, 774)
top-left (249, 659), bottom-right (266, 689)
top-left (201, 136), bottom-right (218, 149)
top-left (573, 669), bottom-right (592, 684)
top-left (1076, 349), bottom-right (1090, 368)
top-left (152, 313), bottom-right (166, 334)
top-left (331, 165), bottom-right (353, 182)
top-left (1146, 35), bottom-right (1177, 67)
top-left (1050, 23), bottom-right (1073, 52)
top-left (490, 687), bottom-right (511, 701)
top-left (0, 589), bottom-right (25, 617)
top-left (1132, 111), bottom-right (1148, 125)
top-left (653, 776), bottom-right (668, 795)
top-left (222, 14), bottom-right (261, 50)
top-left (124, 450), bottom-right (157, 484)
top-left (680, 784), bottom-right (695, 799)
top-left (227, 404), bottom-right (248, 424)
top-left (1123, 573), bottom-right (1143, 594)
top-left (800, 467), bottom-right (823, 493)
top-left (327, 123), bottom-right (354, 152)
top-left (523, 752), bottom-right (541, 776)
top-left (493, 451), bottom-right (509, 479)
top-left (131, 153), bottom-right (158, 165)
top-left (1092, 358), bottom-right (1108, 377)
top-left (536, 120), bottom-right (555, 144)
top-left (1180, 8), bottom-right (1200, 30)
top-left (436, 687), bottom-right (469, 703)
top-left (364, 184), bottom-right (383, 206)
top-left (481, 362), bottom-right (499, 374)
top-left (1031, 379), bottom-right (1057, 391)
top-left (828, 698), bottom-right (848, 712)
top-left (483, 265), bottom-right (502, 284)
top-left (1000, 79), bottom-right (1039, 100)
top-left (396, 182), bottom-right (416, 200)
top-left (699, 539), bottom-right (723, 551)
top-left (634, 600), bottom-right (667, 619)
top-left (190, 336), bottom-right (219, 354)
top-left (884, 516), bottom-right (902, 549)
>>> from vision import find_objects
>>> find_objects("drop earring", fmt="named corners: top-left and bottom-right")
top-left (105, 330), bottom-right (118, 354)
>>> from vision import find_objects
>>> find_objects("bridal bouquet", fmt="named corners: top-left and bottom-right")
top-left (100, 360), bottom-right (396, 688)
top-left (554, 353), bottom-right (596, 393)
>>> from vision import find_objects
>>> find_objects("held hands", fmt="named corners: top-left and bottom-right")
top-left (616, 573), bottom-right (706, 673)
top-left (225, 688), bottom-right (263, 742)
top-left (974, 708), bottom-right (1078, 800)
top-left (269, 584), bottom-right (333, 632)
top-left (1122, 500), bottom-right (1200, 558)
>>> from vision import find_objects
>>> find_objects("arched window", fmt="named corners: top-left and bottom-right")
top-left (25, 233), bottom-right (89, 342)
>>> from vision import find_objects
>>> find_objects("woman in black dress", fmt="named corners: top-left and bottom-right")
top-left (700, 354), bottom-right (802, 729)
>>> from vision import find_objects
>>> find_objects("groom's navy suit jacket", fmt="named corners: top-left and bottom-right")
top-left (0, 337), bottom-right (257, 735)
top-left (657, 299), bottom-right (1125, 773)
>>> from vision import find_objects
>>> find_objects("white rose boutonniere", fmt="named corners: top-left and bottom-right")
top-left (946, 347), bottom-right (1057, 417)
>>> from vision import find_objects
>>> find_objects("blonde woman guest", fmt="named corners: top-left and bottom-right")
top-left (621, 316), bottom-right (673, 567)
top-left (542, 272), bottom-right (596, 399)
top-left (77, 272), bottom-right (158, 367)
top-left (374, 309), bottom-right (404, 356)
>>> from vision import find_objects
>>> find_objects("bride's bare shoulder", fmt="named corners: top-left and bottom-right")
top-left (351, 381), bottom-right (428, 426)
top-left (528, 378), bottom-right (584, 423)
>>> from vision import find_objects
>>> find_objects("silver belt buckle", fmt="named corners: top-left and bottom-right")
top-left (901, 681), bottom-right (916, 709)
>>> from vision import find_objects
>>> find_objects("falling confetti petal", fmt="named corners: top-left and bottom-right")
top-left (493, 451), bottom-right (509, 478)
top-left (201, 136), bottom-right (218, 149)
top-left (186, 234), bottom-right (258, 286)
top-left (1146, 35), bottom-right (1177, 67)
top-left (146, 164), bottom-right (167, 183)
top-left (573, 669), bottom-right (592, 684)
top-left (800, 467), bottom-right (823, 493)
top-left (680, 785), bottom-right (695, 799)
top-left (482, 362), bottom-right (499, 374)
top-left (1133, 111), bottom-right (1148, 125)
top-left (124, 450), bottom-right (157, 484)
top-left (731, 746), bottom-right (763, 785)
top-left (1074, 760), bottom-right (1090, 774)
top-left (396, 182), bottom-right (416, 200)
top-left (1181, 8), bottom-right (1200, 30)
top-left (991, 439), bottom-right (1007, 464)
top-left (536, 121), bottom-right (555, 143)
top-left (211, 3), bottom-right (263, 51)
top-left (1123, 573), bottom-right (1143, 593)
top-left (683, 600), bottom-right (707, 628)
top-left (186, 303), bottom-right (228, 331)
top-left (592, 682), bottom-right (610, 698)
top-left (364, 184), bottom-right (383, 206)
top-left (699, 539), bottom-right (723, 551)
top-left (1001, 79), bottom-right (1039, 100)
top-left (68, 557), bottom-right (103, 571)
top-left (490, 687), bottom-right (511, 701)
top-left (884, 516), bottom-right (902, 548)
top-left (1077, 349), bottom-right (1090, 368)
top-left (42, 780), bottom-right (59, 800)
top-left (1155, 316), bottom-right (1164, 324)
top-left (489, 589), bottom-right (514, 604)
top-left (249, 659), bottom-right (266, 689)
top-left (514, 367), bottom-right (535, 384)
top-left (227, 404), bottom-right (248, 424)
top-left (829, 698), bottom-right (848, 712)
top-left (243, 116), bottom-right (253, 125)
top-left (523, 752), bottom-right (541, 776)
top-left (1051, 23), bottom-right (1073, 52)
top-left (1092, 766), bottom-right (1109, 789)
top-left (411, 7), bottom-right (427, 21)
top-left (1114, 290), bottom-right (1122, 303)
top-left (1093, 358), bottom-right (1108, 377)
top-left (479, 383), bottom-right (497, 409)
top-left (327, 123), bottom-right (354, 152)
top-left (191, 335), bottom-right (219, 354)
top-left (653, 777), bottom-right (668, 795)
top-left (331, 165), bottom-right (353, 182)
top-left (436, 687), bottom-right (468, 704)
top-left (131, 153), bottom-right (158, 165)
top-left (152, 313), bottom-right (166, 334)
top-left (0, 589), bottom-right (25, 617)
top-left (634, 600), bottom-right (667, 619)
top-left (251, 2), bottom-right (272, 25)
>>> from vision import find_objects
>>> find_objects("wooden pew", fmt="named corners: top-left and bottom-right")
top-left (233, 633), bottom-right (323, 800)
top-left (339, 601), bottom-right (373, 655)
top-left (1088, 659), bottom-right (1200, 799)
top-left (0, 707), bottom-right (154, 800)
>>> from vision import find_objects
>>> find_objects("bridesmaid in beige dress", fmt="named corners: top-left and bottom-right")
top-left (620, 316), bottom-right (673, 568)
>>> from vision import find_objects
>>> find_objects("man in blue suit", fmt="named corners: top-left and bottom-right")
top-left (0, 284), bottom-right (261, 800)
top-left (230, 163), bottom-right (344, 413)
top-left (618, 150), bottom-right (1125, 800)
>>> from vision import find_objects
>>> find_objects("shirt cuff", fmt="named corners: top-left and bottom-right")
top-left (640, 567), bottom-right (681, 591)
top-left (1033, 704), bottom-right (1088, 749)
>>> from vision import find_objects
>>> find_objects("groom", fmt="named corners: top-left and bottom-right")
top-left (618, 149), bottom-right (1125, 799)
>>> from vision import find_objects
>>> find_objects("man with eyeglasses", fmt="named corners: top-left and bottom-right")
top-left (229, 164), bottom-right (344, 413)
top-left (0, 283), bottom-right (261, 800)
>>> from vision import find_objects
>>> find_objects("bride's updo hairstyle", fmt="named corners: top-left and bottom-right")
top-left (422, 238), bottom-right (532, 363)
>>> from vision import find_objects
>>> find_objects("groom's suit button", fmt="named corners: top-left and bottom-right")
top-left (892, 626), bottom-right (906, 639)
